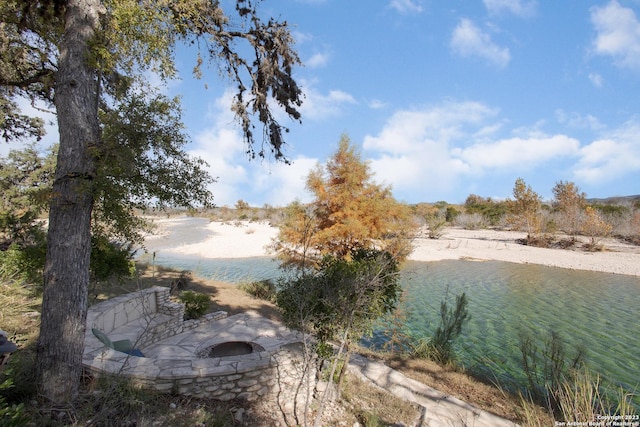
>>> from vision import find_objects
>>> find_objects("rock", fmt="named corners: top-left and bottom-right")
top-left (234, 407), bottom-right (245, 423)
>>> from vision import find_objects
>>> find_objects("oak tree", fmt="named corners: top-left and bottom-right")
top-left (1, 0), bottom-right (302, 405)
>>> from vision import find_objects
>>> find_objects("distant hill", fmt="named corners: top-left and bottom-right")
top-left (586, 194), bottom-right (640, 205)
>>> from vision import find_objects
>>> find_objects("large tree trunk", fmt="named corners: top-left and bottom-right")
top-left (36, 0), bottom-right (102, 405)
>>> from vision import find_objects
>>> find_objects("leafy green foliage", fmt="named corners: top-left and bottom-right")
top-left (430, 292), bottom-right (469, 364)
top-left (277, 248), bottom-right (402, 422)
top-left (0, 376), bottom-right (27, 427)
top-left (0, 146), bottom-right (137, 285)
top-left (178, 291), bottom-right (211, 320)
top-left (464, 194), bottom-right (508, 225)
top-left (0, 96), bottom-right (45, 142)
top-left (445, 205), bottom-right (460, 223)
top-left (90, 235), bottom-right (135, 282)
top-left (96, 91), bottom-right (215, 245)
top-left (0, 145), bottom-right (50, 284)
top-left (277, 248), bottom-right (401, 359)
top-left (0, 243), bottom-right (45, 285)
top-left (0, 144), bottom-right (54, 248)
top-left (4, 0), bottom-right (305, 403)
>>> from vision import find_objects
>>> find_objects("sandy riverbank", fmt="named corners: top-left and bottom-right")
top-left (146, 217), bottom-right (640, 277)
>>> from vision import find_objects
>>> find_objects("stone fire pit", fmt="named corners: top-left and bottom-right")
top-left (83, 287), bottom-right (315, 404)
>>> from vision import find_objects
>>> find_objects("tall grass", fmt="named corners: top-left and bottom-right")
top-left (517, 330), bottom-right (637, 424)
top-left (238, 278), bottom-right (278, 302)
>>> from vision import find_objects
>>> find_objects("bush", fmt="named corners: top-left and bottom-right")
top-left (454, 213), bottom-right (486, 230)
top-left (430, 292), bottom-right (469, 364)
top-left (426, 215), bottom-right (446, 239)
top-left (0, 375), bottom-right (27, 427)
top-left (90, 235), bottom-right (135, 282)
top-left (0, 242), bottom-right (46, 285)
top-left (178, 291), bottom-right (211, 320)
top-left (238, 279), bottom-right (277, 302)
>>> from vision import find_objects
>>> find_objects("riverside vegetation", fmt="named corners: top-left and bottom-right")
top-left (1, 228), bottom-right (638, 425)
top-left (2, 140), bottom-right (640, 424)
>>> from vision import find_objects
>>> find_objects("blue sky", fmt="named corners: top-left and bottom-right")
top-left (9, 0), bottom-right (640, 207)
top-left (176, 0), bottom-right (640, 207)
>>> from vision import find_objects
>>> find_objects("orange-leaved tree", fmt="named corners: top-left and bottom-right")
top-left (271, 135), bottom-right (417, 269)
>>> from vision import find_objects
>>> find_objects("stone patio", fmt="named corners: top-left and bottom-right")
top-left (83, 287), bottom-right (314, 403)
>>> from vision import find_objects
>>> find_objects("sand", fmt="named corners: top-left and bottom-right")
top-left (146, 217), bottom-right (640, 277)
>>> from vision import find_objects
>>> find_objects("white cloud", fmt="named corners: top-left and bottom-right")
top-left (590, 0), bottom-right (640, 71)
top-left (555, 109), bottom-right (605, 131)
top-left (299, 82), bottom-right (357, 120)
top-left (588, 72), bottom-right (604, 87)
top-left (251, 157), bottom-right (317, 206)
top-left (292, 31), bottom-right (313, 45)
top-left (361, 101), bottom-right (595, 201)
top-left (306, 52), bottom-right (330, 68)
top-left (389, 0), bottom-right (423, 14)
top-left (368, 99), bottom-right (387, 110)
top-left (574, 120), bottom-right (640, 183)
top-left (187, 89), bottom-right (318, 206)
top-left (189, 94), bottom-right (249, 206)
top-left (364, 101), bottom-right (498, 155)
top-left (363, 101), bottom-right (498, 197)
top-left (483, 0), bottom-right (537, 17)
top-left (454, 134), bottom-right (580, 171)
top-left (450, 18), bottom-right (511, 68)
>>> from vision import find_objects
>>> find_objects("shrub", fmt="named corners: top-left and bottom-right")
top-left (178, 291), bottom-right (211, 320)
top-left (430, 292), bottom-right (469, 364)
top-left (518, 332), bottom-right (637, 423)
top-left (426, 215), bottom-right (447, 239)
top-left (445, 206), bottom-right (460, 223)
top-left (0, 242), bottom-right (45, 285)
top-left (581, 206), bottom-right (613, 250)
top-left (238, 279), bottom-right (277, 302)
top-left (412, 292), bottom-right (469, 365)
top-left (454, 213), bottom-right (486, 230)
top-left (90, 235), bottom-right (135, 282)
top-left (0, 375), bottom-right (27, 427)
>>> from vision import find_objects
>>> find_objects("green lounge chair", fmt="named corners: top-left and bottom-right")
top-left (91, 328), bottom-right (144, 357)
